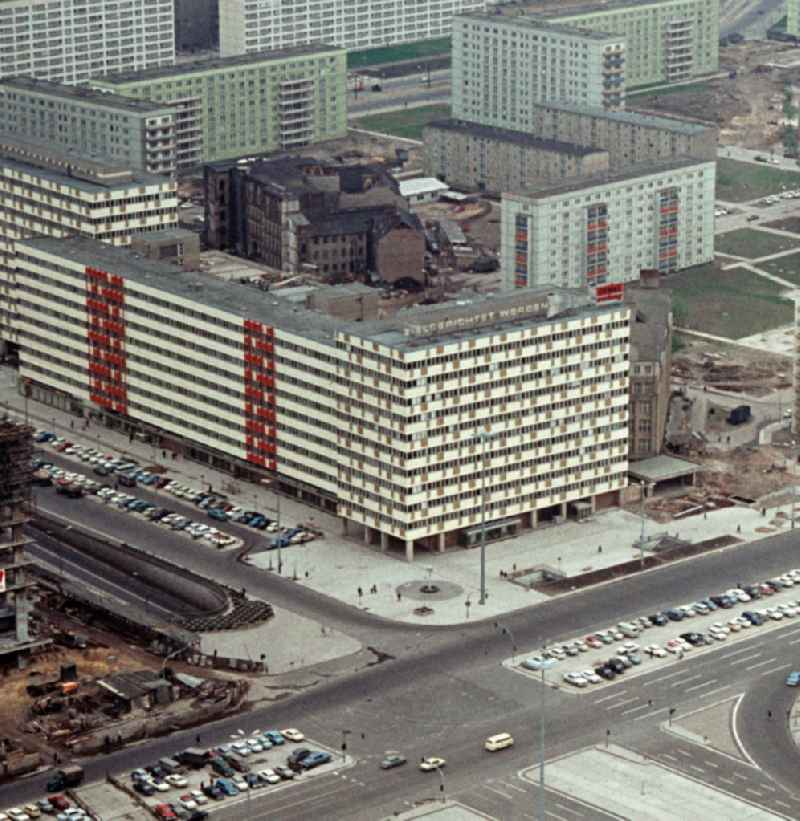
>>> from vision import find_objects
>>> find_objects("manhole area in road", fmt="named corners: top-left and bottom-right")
top-left (397, 579), bottom-right (463, 602)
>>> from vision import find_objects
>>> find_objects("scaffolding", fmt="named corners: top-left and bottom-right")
top-left (0, 418), bottom-right (48, 667)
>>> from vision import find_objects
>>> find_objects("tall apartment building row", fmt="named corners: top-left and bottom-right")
top-left (93, 46), bottom-right (347, 168)
top-left (452, 14), bottom-right (626, 124)
top-left (0, 135), bottom-right (178, 356)
top-left (218, 0), bottom-right (489, 57)
top-left (501, 159), bottom-right (715, 290)
top-left (0, 0), bottom-right (175, 84)
top-left (423, 106), bottom-right (717, 195)
top-left (14, 236), bottom-right (630, 559)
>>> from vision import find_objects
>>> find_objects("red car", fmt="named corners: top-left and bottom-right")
top-left (154, 805), bottom-right (178, 820)
top-left (50, 795), bottom-right (70, 811)
top-left (54, 441), bottom-right (73, 452)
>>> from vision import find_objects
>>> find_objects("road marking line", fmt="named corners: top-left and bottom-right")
top-left (731, 693), bottom-right (760, 770)
top-left (678, 749), bottom-right (693, 758)
top-left (732, 653), bottom-right (763, 665)
top-left (760, 783), bottom-right (776, 792)
top-left (686, 678), bottom-right (718, 693)
top-left (745, 657), bottom-right (777, 671)
top-left (705, 761), bottom-right (719, 769)
top-left (671, 674), bottom-right (703, 688)
top-left (621, 703), bottom-right (650, 716)
top-left (698, 685), bottom-right (732, 700)
top-left (719, 777), bottom-right (734, 785)
top-left (503, 781), bottom-right (528, 794)
top-left (691, 765), bottom-right (705, 774)
top-left (789, 637), bottom-right (800, 645)
top-left (555, 803), bottom-right (583, 817)
top-left (595, 691), bottom-right (627, 703)
top-left (547, 813), bottom-right (568, 821)
top-left (719, 647), bottom-right (764, 660)
top-left (661, 754), bottom-right (678, 762)
top-left (734, 772), bottom-right (750, 780)
top-left (776, 800), bottom-right (791, 809)
top-left (643, 669), bottom-right (685, 685)
top-left (635, 707), bottom-right (669, 721)
top-left (747, 789), bottom-right (763, 798)
top-left (484, 784), bottom-right (513, 799)
top-left (607, 696), bottom-right (638, 710)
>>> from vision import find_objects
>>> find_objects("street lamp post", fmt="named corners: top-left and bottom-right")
top-left (538, 659), bottom-right (557, 821)
top-left (479, 432), bottom-right (488, 605)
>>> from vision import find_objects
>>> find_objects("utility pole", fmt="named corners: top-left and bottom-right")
top-left (479, 432), bottom-right (487, 605)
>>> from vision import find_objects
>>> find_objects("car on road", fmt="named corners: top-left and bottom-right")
top-left (786, 672), bottom-right (800, 687)
top-left (419, 756), bottom-right (446, 772)
top-left (282, 728), bottom-right (304, 742)
top-left (380, 753), bottom-right (407, 769)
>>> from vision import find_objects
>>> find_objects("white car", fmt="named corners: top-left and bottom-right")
top-left (165, 774), bottom-right (188, 788)
top-left (282, 728), bottom-right (305, 742)
top-left (258, 768), bottom-right (281, 784)
top-left (727, 619), bottom-right (742, 632)
top-left (233, 776), bottom-right (249, 791)
top-left (767, 608), bottom-right (784, 621)
top-left (692, 602), bottom-right (709, 615)
top-left (419, 756), bottom-right (446, 771)
top-left (644, 644), bottom-right (667, 658)
top-left (7, 810), bottom-right (31, 821)
top-left (563, 672), bottom-right (587, 688)
top-left (189, 790), bottom-right (208, 805)
top-left (246, 738), bottom-right (264, 752)
top-left (617, 642), bottom-right (640, 656)
top-left (708, 629), bottom-right (727, 642)
top-left (178, 796), bottom-right (197, 811)
top-left (780, 604), bottom-right (798, 617)
top-left (232, 741), bottom-right (250, 755)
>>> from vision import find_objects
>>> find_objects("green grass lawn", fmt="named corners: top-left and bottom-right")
top-left (714, 228), bottom-right (800, 259)
top-left (755, 252), bottom-right (800, 285)
top-left (716, 158), bottom-right (800, 202)
top-left (352, 104), bottom-right (450, 140)
top-left (627, 80), bottom-right (709, 97)
top-left (347, 38), bottom-right (451, 69)
top-left (663, 261), bottom-right (794, 339)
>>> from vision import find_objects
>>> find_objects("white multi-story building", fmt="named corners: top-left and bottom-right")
top-left (0, 137), bottom-right (178, 356)
top-left (0, 0), bottom-right (175, 85)
top-left (218, 0), bottom-right (488, 56)
top-left (501, 158), bottom-right (715, 292)
top-left (15, 236), bottom-right (630, 559)
top-left (452, 13), bottom-right (626, 127)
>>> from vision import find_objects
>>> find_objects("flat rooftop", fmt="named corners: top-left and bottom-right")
top-left (458, 11), bottom-right (618, 40)
top-left (19, 236), bottom-right (618, 353)
top-left (629, 455), bottom-right (699, 483)
top-left (504, 156), bottom-right (711, 200)
top-left (537, 100), bottom-right (715, 135)
top-left (0, 76), bottom-right (171, 114)
top-left (495, 0), bottom-right (692, 19)
top-left (97, 44), bottom-right (344, 85)
top-left (427, 118), bottom-right (605, 156)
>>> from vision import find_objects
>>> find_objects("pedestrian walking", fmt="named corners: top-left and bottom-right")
top-left (768, 710), bottom-right (773, 720)
top-left (397, 590), bottom-right (402, 602)
top-left (598, 545), bottom-right (603, 554)
top-left (357, 586), bottom-right (363, 599)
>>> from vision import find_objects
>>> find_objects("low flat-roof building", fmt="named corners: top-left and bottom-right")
top-left (15, 236), bottom-right (630, 559)
top-left (423, 118), bottom-right (609, 195)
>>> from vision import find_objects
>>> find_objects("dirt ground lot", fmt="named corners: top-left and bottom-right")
top-left (631, 42), bottom-right (800, 150)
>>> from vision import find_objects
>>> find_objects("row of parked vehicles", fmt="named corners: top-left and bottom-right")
top-left (34, 431), bottom-right (317, 549)
top-left (520, 572), bottom-right (800, 687)
top-left (131, 729), bottom-right (331, 818)
top-left (0, 795), bottom-right (81, 820)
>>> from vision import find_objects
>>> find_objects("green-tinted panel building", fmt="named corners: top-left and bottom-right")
top-left (94, 46), bottom-right (347, 168)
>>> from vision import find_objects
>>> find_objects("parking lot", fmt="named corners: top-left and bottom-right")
top-left (31, 431), bottom-right (319, 554)
top-left (506, 567), bottom-right (800, 692)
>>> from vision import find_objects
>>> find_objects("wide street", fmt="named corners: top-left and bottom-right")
top-left (5, 481), bottom-right (800, 818)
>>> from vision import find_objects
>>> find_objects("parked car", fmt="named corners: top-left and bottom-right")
top-left (380, 753), bottom-right (407, 770)
top-left (299, 751), bottom-right (332, 770)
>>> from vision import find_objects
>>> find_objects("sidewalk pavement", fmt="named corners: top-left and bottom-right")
top-left (380, 803), bottom-right (494, 821)
top-left (2, 367), bottom-right (798, 631)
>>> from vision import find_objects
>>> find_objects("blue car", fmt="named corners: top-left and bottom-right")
top-left (208, 508), bottom-right (228, 521)
top-left (215, 777), bottom-right (239, 796)
top-left (787, 672), bottom-right (800, 687)
top-left (300, 751), bottom-right (332, 771)
top-left (264, 730), bottom-right (284, 746)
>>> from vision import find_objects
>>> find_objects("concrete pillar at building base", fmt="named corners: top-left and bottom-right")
top-left (364, 525), bottom-right (370, 545)
top-left (405, 539), bottom-right (414, 562)
top-left (531, 509), bottom-right (538, 529)
top-left (560, 502), bottom-right (568, 519)
top-left (438, 533), bottom-right (445, 553)
top-left (342, 518), bottom-right (349, 536)
top-left (380, 532), bottom-right (388, 553)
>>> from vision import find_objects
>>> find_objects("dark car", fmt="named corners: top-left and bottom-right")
top-left (648, 613), bottom-right (668, 626)
top-left (207, 508), bottom-right (228, 521)
top-left (595, 666), bottom-right (616, 680)
top-left (610, 655), bottom-right (632, 670)
top-left (187, 813), bottom-right (209, 821)
top-left (210, 757), bottom-right (234, 778)
top-left (134, 780), bottom-right (156, 796)
top-left (665, 608), bottom-right (685, 622)
top-left (287, 748), bottom-right (312, 771)
top-left (743, 610), bottom-right (765, 626)
top-left (680, 632), bottom-right (707, 646)
top-left (700, 598), bottom-right (718, 611)
top-left (245, 773), bottom-right (262, 789)
top-left (201, 784), bottom-right (224, 801)
top-left (606, 658), bottom-right (626, 674)
top-left (743, 585), bottom-right (762, 600)
top-left (380, 753), bottom-right (407, 770)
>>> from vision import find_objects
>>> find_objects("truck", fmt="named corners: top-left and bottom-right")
top-left (46, 765), bottom-right (84, 792)
top-left (178, 747), bottom-right (211, 768)
top-left (727, 405), bottom-right (752, 426)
